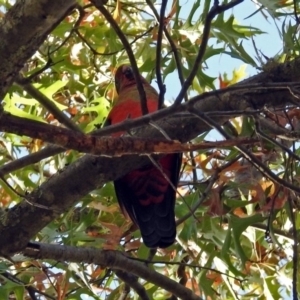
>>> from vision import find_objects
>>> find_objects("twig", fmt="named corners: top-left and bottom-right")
top-left (24, 57), bottom-right (61, 82)
top-left (15, 75), bottom-right (82, 132)
top-left (149, 121), bottom-right (172, 140)
top-left (189, 151), bottom-right (198, 185)
top-left (173, 0), bottom-right (244, 105)
top-left (265, 186), bottom-right (282, 244)
top-left (147, 154), bottom-right (200, 223)
top-left (288, 194), bottom-right (298, 300)
top-left (155, 0), bottom-right (167, 108)
top-left (189, 108), bottom-right (300, 194)
top-left (0, 145), bottom-right (64, 177)
top-left (115, 270), bottom-right (150, 300)
top-left (0, 270), bottom-right (55, 300)
top-left (176, 170), bottom-right (218, 225)
top-left (256, 112), bottom-right (297, 139)
top-left (49, 4), bottom-right (86, 55)
top-left (117, 281), bottom-right (130, 300)
top-left (254, 117), bottom-right (300, 161)
top-left (90, 0), bottom-right (148, 115)
top-left (127, 256), bottom-right (245, 283)
top-left (0, 111), bottom-right (261, 156)
top-left (145, 0), bottom-right (187, 102)
top-left (75, 25), bottom-right (154, 56)
top-left (177, 255), bottom-right (189, 287)
top-left (251, 223), bottom-right (294, 241)
top-left (176, 153), bottom-right (243, 225)
top-left (0, 176), bottom-right (54, 211)
top-left (293, 0), bottom-right (300, 25)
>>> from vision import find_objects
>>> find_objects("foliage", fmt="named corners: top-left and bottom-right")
top-left (0, 0), bottom-right (299, 299)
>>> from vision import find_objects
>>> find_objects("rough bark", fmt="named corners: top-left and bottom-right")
top-left (0, 0), bottom-right (77, 98)
top-left (24, 242), bottom-right (203, 300)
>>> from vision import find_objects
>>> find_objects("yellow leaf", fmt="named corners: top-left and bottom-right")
top-left (89, 201), bottom-right (119, 213)
top-left (219, 65), bottom-right (247, 88)
top-left (113, 0), bottom-right (121, 22)
top-left (96, 46), bottom-right (106, 54)
top-left (231, 65), bottom-right (247, 84)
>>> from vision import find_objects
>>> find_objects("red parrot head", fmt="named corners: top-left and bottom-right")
top-left (115, 65), bottom-right (149, 95)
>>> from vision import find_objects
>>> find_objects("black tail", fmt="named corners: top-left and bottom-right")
top-left (114, 153), bottom-right (181, 248)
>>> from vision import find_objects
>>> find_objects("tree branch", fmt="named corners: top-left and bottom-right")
top-left (90, 0), bottom-right (148, 115)
top-left (145, 0), bottom-right (187, 103)
top-left (0, 145), bottom-right (64, 177)
top-left (189, 108), bottom-right (300, 194)
top-left (155, 0), bottom-right (167, 107)
top-left (115, 270), bottom-right (150, 300)
top-left (0, 110), bottom-right (259, 155)
top-left (173, 0), bottom-right (244, 105)
top-left (0, 0), bottom-right (77, 98)
top-left (24, 242), bottom-right (203, 300)
top-left (15, 75), bottom-right (82, 132)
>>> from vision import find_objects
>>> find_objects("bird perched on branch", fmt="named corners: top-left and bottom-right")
top-left (106, 65), bottom-right (182, 248)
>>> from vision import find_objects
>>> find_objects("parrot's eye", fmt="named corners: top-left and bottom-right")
top-left (123, 66), bottom-right (134, 81)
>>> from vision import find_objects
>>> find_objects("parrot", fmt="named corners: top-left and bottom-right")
top-left (105, 65), bottom-right (182, 248)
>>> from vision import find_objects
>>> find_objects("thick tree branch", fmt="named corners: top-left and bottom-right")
top-left (94, 80), bottom-right (300, 138)
top-left (0, 0), bottom-right (77, 98)
top-left (0, 110), bottom-right (258, 155)
top-left (24, 242), bottom-right (203, 300)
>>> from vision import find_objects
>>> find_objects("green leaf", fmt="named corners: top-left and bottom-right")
top-left (183, 0), bottom-right (201, 27)
top-left (12, 286), bottom-right (24, 300)
top-left (0, 277), bottom-right (24, 300)
top-left (36, 81), bottom-right (69, 110)
top-left (3, 94), bottom-right (46, 122)
top-left (82, 96), bottom-right (110, 132)
top-left (229, 214), bottom-right (266, 265)
top-left (220, 225), bottom-right (244, 276)
top-left (264, 276), bottom-right (282, 299)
